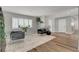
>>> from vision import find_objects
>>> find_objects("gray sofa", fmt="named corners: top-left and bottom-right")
top-left (10, 31), bottom-right (25, 40)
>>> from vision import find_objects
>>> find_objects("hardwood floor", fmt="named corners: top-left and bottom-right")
top-left (28, 33), bottom-right (78, 52)
top-left (28, 40), bottom-right (77, 52)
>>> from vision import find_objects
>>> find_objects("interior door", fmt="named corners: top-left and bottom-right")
top-left (58, 19), bottom-right (66, 32)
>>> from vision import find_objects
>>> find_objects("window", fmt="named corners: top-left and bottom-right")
top-left (12, 18), bottom-right (18, 29)
top-left (24, 19), bottom-right (29, 27)
top-left (18, 18), bottom-right (24, 27)
top-left (12, 17), bottom-right (32, 29)
top-left (28, 19), bottom-right (32, 28)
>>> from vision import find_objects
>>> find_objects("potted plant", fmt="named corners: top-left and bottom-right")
top-left (21, 27), bottom-right (28, 32)
top-left (19, 25), bottom-right (28, 32)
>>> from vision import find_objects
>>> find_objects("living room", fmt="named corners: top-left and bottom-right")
top-left (0, 6), bottom-right (79, 52)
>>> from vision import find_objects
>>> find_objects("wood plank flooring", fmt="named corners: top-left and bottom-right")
top-left (28, 40), bottom-right (77, 52)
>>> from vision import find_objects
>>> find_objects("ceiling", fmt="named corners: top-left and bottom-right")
top-left (2, 6), bottom-right (77, 16)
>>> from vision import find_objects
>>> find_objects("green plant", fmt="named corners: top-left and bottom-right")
top-left (20, 27), bottom-right (28, 32)
top-left (0, 16), bottom-right (5, 42)
top-left (0, 7), bottom-right (5, 52)
top-left (0, 16), bottom-right (5, 51)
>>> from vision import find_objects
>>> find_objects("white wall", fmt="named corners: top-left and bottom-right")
top-left (46, 8), bottom-right (78, 33)
top-left (45, 16), bottom-right (56, 32)
top-left (40, 16), bottom-right (49, 28)
top-left (3, 7), bottom-right (79, 35)
top-left (40, 16), bottom-right (54, 32)
top-left (3, 11), bottom-right (37, 39)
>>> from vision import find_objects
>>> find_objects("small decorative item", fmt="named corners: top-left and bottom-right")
top-left (36, 17), bottom-right (43, 23)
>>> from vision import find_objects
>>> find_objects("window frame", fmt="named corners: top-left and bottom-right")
top-left (12, 17), bottom-right (32, 29)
